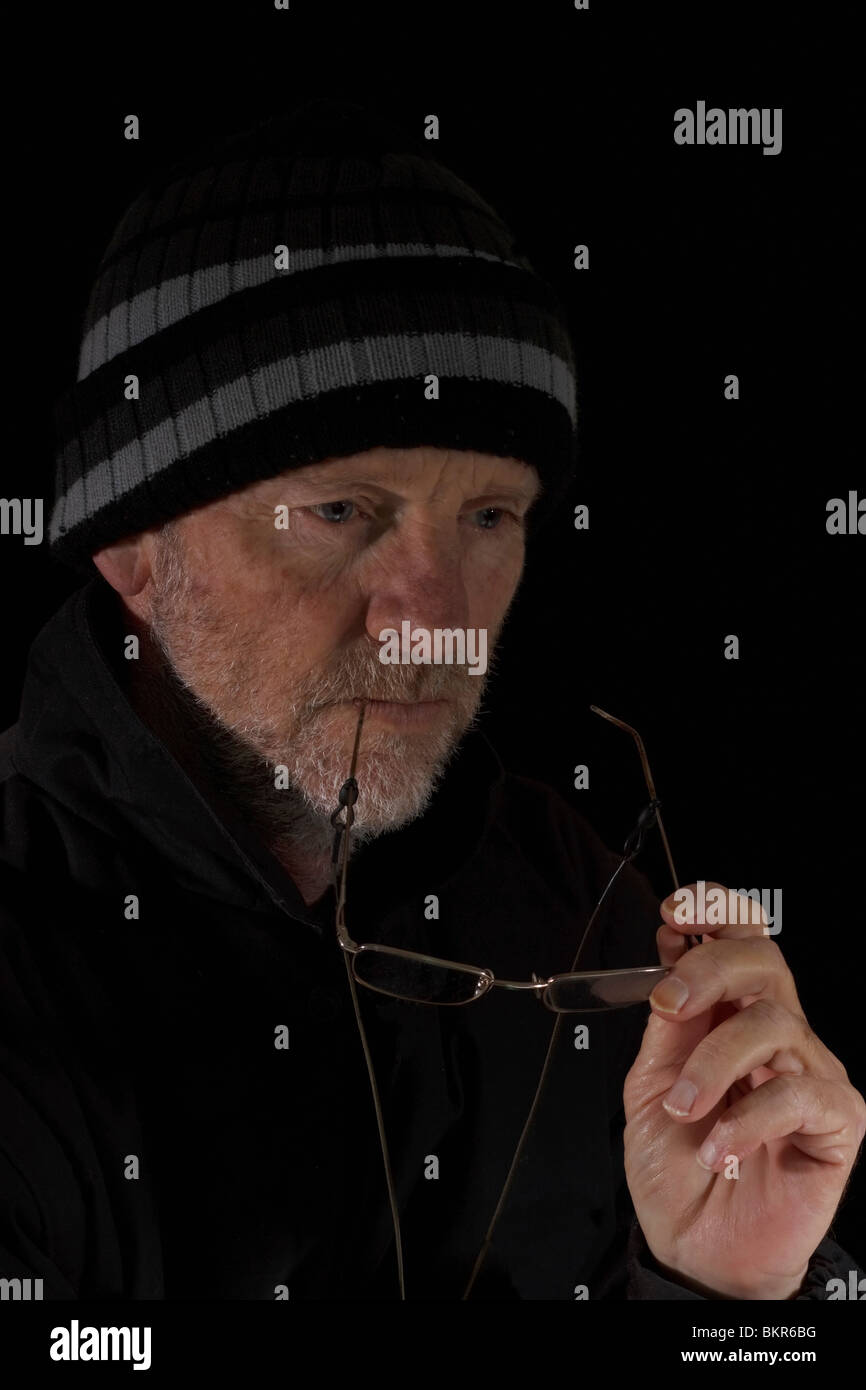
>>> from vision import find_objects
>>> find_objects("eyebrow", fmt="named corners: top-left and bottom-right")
top-left (273, 467), bottom-right (542, 503)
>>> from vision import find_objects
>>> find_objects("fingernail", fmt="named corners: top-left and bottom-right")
top-left (650, 975), bottom-right (690, 1012)
top-left (662, 1077), bottom-right (698, 1116)
top-left (696, 1135), bottom-right (722, 1169)
top-left (662, 894), bottom-right (690, 923)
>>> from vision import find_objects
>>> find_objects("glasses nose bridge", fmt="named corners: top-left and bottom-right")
top-left (487, 971), bottom-right (553, 998)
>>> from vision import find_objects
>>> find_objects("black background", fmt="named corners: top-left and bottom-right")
top-left (2, 2), bottom-right (863, 1273)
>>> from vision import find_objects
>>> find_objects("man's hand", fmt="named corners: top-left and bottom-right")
top-left (623, 882), bottom-right (866, 1299)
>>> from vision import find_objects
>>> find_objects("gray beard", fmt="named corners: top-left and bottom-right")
top-left (115, 520), bottom-right (496, 877)
top-left (123, 627), bottom-right (346, 867)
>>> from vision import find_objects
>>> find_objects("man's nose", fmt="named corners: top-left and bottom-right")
top-left (363, 520), bottom-right (470, 642)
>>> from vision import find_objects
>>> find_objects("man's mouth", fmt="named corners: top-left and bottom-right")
top-left (343, 696), bottom-right (450, 727)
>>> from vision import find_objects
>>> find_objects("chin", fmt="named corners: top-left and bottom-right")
top-left (291, 747), bottom-right (442, 830)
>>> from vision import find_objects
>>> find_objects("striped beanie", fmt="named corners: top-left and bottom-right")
top-left (49, 99), bottom-right (578, 571)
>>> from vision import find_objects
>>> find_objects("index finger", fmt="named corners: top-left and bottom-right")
top-left (660, 881), bottom-right (773, 942)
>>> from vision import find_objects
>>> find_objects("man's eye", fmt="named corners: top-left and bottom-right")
top-left (309, 501), bottom-right (357, 524)
top-left (473, 506), bottom-right (510, 530)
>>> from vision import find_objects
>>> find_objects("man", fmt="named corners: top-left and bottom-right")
top-left (0, 99), bottom-right (863, 1301)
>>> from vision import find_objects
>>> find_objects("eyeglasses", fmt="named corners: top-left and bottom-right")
top-left (330, 704), bottom-right (699, 1010)
top-left (329, 703), bottom-right (699, 1298)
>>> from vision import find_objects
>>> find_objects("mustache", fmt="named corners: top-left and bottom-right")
top-left (297, 640), bottom-right (496, 709)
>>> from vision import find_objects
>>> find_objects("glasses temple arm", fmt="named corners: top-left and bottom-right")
top-left (331, 700), bottom-right (369, 928)
top-left (328, 700), bottom-right (408, 1299)
top-left (591, 706), bottom-right (701, 949)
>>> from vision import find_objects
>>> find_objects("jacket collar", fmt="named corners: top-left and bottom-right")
top-left (12, 577), bottom-right (507, 938)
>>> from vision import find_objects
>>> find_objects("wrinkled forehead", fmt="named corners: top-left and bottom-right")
top-left (233, 447), bottom-right (542, 506)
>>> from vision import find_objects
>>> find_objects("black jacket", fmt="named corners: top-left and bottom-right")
top-left (0, 579), bottom-right (858, 1300)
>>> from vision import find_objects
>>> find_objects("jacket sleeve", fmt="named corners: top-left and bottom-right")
top-left (0, 1144), bottom-right (79, 1299)
top-left (0, 880), bottom-right (93, 1300)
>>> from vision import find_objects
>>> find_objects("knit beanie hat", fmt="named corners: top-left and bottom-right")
top-left (49, 99), bottom-right (578, 572)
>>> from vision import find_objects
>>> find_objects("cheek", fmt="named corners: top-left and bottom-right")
top-left (469, 539), bottom-right (525, 614)
top-left (208, 524), bottom-right (348, 613)
top-left (251, 551), bottom-right (364, 670)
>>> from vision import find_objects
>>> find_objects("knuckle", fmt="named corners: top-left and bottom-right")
top-left (623, 1056), bottom-right (647, 1108)
top-left (689, 940), bottom-right (728, 990)
top-left (733, 890), bottom-right (767, 927)
top-left (849, 1088), bottom-right (866, 1144)
top-left (716, 1104), bottom-right (753, 1148)
top-left (752, 934), bottom-right (796, 987)
top-left (752, 934), bottom-right (782, 966)
top-left (798, 1014), bottom-right (821, 1051)
top-left (814, 1080), bottom-right (839, 1127)
top-left (688, 1031), bottom-right (731, 1079)
top-left (833, 1055), bottom-right (853, 1084)
top-left (745, 995), bottom-right (787, 1030)
top-left (784, 1009), bottom-right (813, 1048)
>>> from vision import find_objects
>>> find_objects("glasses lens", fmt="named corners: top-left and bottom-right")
top-left (544, 965), bottom-right (671, 1012)
top-left (353, 945), bottom-right (490, 1004)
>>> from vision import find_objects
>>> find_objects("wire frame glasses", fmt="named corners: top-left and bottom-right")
top-left (330, 704), bottom-right (698, 1011)
top-left (329, 702), bottom-right (698, 1298)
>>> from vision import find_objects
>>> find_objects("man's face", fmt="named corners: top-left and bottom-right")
top-left (136, 446), bottom-right (539, 839)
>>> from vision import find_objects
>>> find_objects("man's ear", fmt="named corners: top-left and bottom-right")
top-left (92, 534), bottom-right (153, 597)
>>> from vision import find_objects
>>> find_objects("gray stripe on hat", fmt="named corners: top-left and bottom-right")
top-left (52, 331), bottom-right (575, 542)
top-left (78, 242), bottom-right (526, 382)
